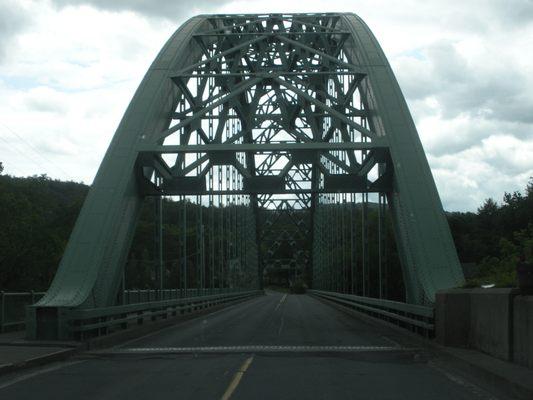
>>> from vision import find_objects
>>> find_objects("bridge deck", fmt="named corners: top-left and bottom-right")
top-left (0, 292), bottom-right (511, 399)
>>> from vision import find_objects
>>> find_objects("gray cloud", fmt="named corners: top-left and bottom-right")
top-left (0, 1), bottom-right (30, 62)
top-left (397, 40), bottom-right (533, 129)
top-left (25, 97), bottom-right (67, 114)
top-left (429, 43), bottom-right (533, 124)
top-left (437, 0), bottom-right (533, 33)
top-left (49, 0), bottom-right (233, 19)
top-left (491, 0), bottom-right (533, 27)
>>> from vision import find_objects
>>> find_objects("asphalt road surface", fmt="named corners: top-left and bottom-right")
top-left (0, 291), bottom-right (514, 399)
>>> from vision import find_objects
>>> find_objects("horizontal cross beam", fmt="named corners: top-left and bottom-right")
top-left (146, 186), bottom-right (389, 196)
top-left (171, 71), bottom-right (363, 79)
top-left (192, 31), bottom-right (351, 37)
top-left (139, 142), bottom-right (386, 154)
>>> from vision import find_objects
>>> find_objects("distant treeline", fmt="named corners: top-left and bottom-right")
top-left (447, 180), bottom-right (533, 286)
top-left (0, 173), bottom-right (531, 291)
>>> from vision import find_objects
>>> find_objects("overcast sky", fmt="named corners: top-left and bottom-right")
top-left (0, 0), bottom-right (532, 211)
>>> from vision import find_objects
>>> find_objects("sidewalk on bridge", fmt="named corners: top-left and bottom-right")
top-left (0, 330), bottom-right (81, 376)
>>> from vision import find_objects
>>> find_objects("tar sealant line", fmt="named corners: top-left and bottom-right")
top-left (98, 345), bottom-right (416, 355)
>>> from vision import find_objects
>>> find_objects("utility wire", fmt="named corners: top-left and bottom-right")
top-left (0, 133), bottom-right (45, 176)
top-left (0, 122), bottom-right (74, 180)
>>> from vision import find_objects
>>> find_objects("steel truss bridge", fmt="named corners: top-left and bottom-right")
top-left (27, 13), bottom-right (464, 340)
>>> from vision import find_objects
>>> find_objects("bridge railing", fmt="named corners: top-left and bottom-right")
top-left (68, 290), bottom-right (262, 340)
top-left (1, 288), bottom-right (251, 334)
top-left (122, 288), bottom-right (226, 303)
top-left (0, 291), bottom-right (46, 333)
top-left (309, 290), bottom-right (434, 336)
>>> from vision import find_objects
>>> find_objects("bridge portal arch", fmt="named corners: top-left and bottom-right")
top-left (28, 13), bottom-right (464, 340)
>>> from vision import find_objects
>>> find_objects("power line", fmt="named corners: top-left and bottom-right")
top-left (0, 133), bottom-right (45, 176)
top-left (0, 122), bottom-right (74, 180)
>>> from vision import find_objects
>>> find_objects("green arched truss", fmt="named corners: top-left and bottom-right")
top-left (28, 13), bottom-right (464, 340)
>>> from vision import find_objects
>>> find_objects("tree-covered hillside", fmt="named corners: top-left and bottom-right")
top-left (0, 174), bottom-right (88, 291)
top-left (0, 171), bottom-right (531, 292)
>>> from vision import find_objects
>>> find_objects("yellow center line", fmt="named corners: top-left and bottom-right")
top-left (274, 294), bottom-right (287, 312)
top-left (220, 355), bottom-right (255, 400)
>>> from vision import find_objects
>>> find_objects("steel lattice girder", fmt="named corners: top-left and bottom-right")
top-left (27, 13), bottom-right (464, 340)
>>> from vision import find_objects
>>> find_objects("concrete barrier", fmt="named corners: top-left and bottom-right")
top-left (435, 288), bottom-right (520, 362)
top-left (435, 289), bottom-right (471, 347)
top-left (514, 296), bottom-right (533, 368)
top-left (468, 288), bottom-right (516, 361)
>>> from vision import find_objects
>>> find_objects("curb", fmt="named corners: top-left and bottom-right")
top-left (0, 347), bottom-right (80, 377)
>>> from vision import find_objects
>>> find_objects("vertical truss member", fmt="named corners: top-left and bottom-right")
top-left (28, 13), bottom-right (464, 340)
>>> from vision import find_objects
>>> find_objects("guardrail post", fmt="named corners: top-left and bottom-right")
top-left (0, 291), bottom-right (5, 333)
top-left (121, 312), bottom-right (128, 330)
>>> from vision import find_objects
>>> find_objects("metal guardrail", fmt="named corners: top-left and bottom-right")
top-left (68, 290), bottom-right (262, 340)
top-left (1, 289), bottom-right (257, 334)
top-left (122, 288), bottom-right (226, 304)
top-left (309, 290), bottom-right (434, 334)
top-left (0, 291), bottom-right (46, 333)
